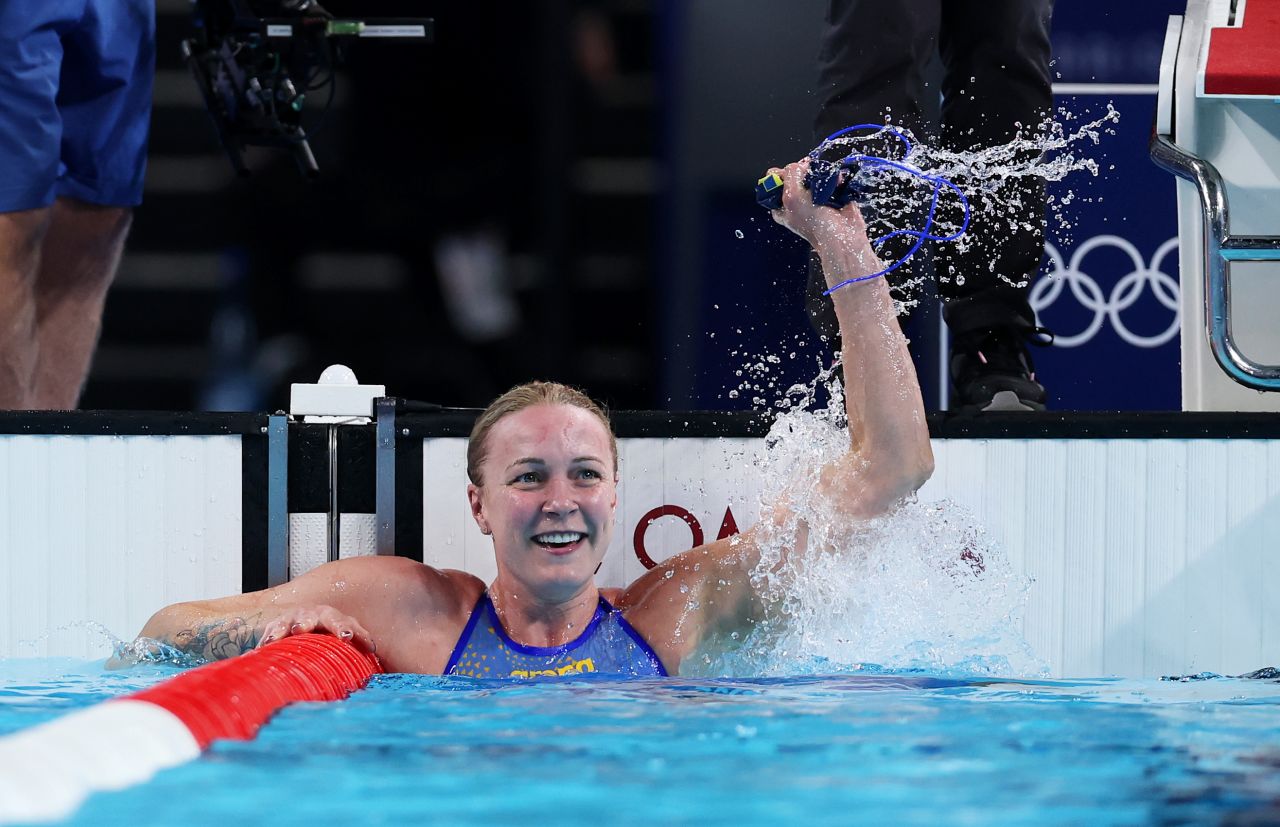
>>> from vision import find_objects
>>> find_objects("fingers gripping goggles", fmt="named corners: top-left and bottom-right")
top-left (756, 124), bottom-right (972, 293)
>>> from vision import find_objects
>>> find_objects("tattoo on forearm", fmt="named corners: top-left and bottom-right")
top-left (168, 616), bottom-right (263, 662)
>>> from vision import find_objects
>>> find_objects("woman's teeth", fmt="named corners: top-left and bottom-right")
top-left (534, 532), bottom-right (585, 546)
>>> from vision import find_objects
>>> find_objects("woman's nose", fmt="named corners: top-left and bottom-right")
top-left (541, 480), bottom-right (579, 514)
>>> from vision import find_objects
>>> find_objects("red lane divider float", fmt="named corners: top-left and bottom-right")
top-left (0, 634), bottom-right (382, 824)
top-left (129, 633), bottom-right (382, 748)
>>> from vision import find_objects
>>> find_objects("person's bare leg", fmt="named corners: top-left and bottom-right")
top-left (29, 198), bottom-right (133, 410)
top-left (0, 207), bottom-right (53, 409)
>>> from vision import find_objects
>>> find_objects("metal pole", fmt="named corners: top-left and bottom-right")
top-left (375, 398), bottom-right (397, 555)
top-left (327, 424), bottom-right (340, 563)
top-left (266, 414), bottom-right (289, 586)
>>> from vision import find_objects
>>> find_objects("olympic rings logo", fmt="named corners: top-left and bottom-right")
top-left (1030, 235), bottom-right (1181, 348)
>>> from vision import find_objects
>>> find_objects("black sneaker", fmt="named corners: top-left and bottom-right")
top-left (950, 325), bottom-right (1051, 411)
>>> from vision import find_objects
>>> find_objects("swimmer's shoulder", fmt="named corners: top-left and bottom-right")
top-left (316, 556), bottom-right (484, 673)
top-left (322, 554), bottom-right (484, 611)
top-left (614, 533), bottom-right (751, 613)
top-left (612, 534), bottom-right (753, 672)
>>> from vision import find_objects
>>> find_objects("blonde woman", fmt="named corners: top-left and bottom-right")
top-left (130, 159), bottom-right (933, 678)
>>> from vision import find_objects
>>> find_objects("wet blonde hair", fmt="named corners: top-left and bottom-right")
top-left (467, 381), bottom-right (618, 485)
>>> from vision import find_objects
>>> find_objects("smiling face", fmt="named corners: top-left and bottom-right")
top-left (467, 404), bottom-right (618, 603)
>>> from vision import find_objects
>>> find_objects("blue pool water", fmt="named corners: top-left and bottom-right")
top-left (3, 661), bottom-right (1279, 825)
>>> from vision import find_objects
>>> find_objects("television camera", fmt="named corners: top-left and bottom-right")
top-left (182, 0), bottom-right (433, 176)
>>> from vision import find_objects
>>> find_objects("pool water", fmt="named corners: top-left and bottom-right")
top-left (3, 661), bottom-right (1279, 825)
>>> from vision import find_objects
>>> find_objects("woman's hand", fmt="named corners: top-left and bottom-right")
top-left (258, 605), bottom-right (376, 653)
top-left (766, 159), bottom-right (875, 266)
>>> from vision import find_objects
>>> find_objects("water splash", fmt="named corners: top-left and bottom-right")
top-left (107, 635), bottom-right (204, 669)
top-left (722, 335), bottom-right (819, 410)
top-left (695, 110), bottom-right (1126, 676)
top-left (815, 105), bottom-right (1120, 308)
top-left (697, 366), bottom-right (1045, 679)
top-left (10, 621), bottom-right (199, 670)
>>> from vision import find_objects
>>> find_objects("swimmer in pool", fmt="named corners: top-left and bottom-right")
top-left (126, 159), bottom-right (934, 678)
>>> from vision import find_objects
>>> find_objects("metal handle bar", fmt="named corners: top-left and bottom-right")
top-left (1150, 125), bottom-right (1280, 391)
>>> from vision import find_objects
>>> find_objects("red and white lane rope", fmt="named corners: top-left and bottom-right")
top-left (0, 634), bottom-right (381, 824)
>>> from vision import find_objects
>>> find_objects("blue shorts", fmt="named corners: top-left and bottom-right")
top-left (0, 0), bottom-right (155, 212)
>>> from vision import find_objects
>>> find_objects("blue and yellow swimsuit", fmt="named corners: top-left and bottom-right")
top-left (444, 592), bottom-right (668, 679)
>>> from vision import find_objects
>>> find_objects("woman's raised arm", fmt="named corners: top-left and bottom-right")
top-left (772, 159), bottom-right (934, 517)
top-left (621, 159), bottom-right (933, 672)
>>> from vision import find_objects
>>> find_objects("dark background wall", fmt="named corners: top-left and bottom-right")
top-left (89, 0), bottom-right (661, 412)
top-left (84, 0), bottom-right (1189, 413)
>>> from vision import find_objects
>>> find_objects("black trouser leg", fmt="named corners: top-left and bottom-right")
top-left (936, 0), bottom-right (1054, 329)
top-left (808, 0), bottom-right (1054, 340)
top-left (814, 0), bottom-right (941, 141)
top-left (808, 0), bottom-right (941, 342)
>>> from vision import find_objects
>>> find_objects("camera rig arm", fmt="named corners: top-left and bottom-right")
top-left (182, 0), bottom-right (433, 177)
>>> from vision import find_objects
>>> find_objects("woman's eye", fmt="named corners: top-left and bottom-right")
top-left (579, 469), bottom-right (602, 480)
top-left (514, 472), bottom-right (541, 484)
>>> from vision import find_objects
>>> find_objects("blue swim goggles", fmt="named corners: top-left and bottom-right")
top-left (756, 124), bottom-right (971, 293)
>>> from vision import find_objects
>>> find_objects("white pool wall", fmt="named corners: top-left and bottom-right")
top-left (0, 436), bottom-right (243, 660)
top-left (1, 433), bottom-right (1275, 679)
